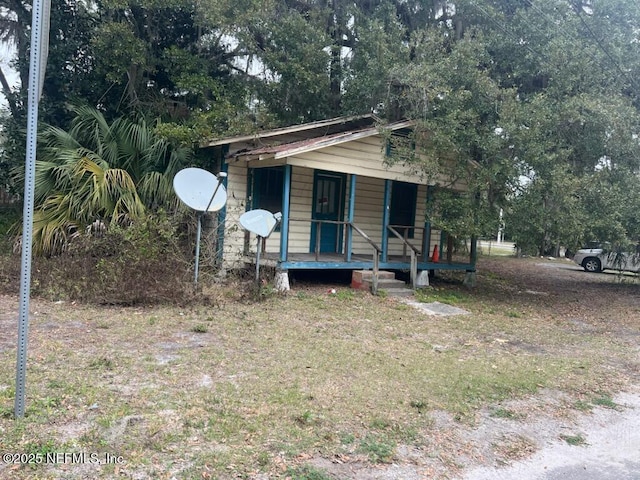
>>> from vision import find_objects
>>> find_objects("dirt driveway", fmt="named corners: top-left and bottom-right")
top-left (458, 257), bottom-right (640, 479)
top-left (463, 388), bottom-right (640, 479)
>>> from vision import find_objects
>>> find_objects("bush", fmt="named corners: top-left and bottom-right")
top-left (0, 206), bottom-right (20, 254)
top-left (0, 211), bottom-right (206, 305)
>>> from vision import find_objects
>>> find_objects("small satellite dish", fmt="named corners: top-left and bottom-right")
top-left (240, 209), bottom-right (282, 239)
top-left (239, 209), bottom-right (282, 282)
top-left (173, 167), bottom-right (227, 212)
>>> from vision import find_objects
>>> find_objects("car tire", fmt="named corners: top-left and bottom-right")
top-left (583, 257), bottom-right (602, 273)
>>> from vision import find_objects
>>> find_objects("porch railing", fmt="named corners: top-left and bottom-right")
top-left (388, 225), bottom-right (422, 289)
top-left (350, 222), bottom-right (381, 295)
top-left (288, 218), bottom-right (381, 294)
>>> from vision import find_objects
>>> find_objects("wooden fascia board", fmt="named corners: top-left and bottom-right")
top-left (286, 157), bottom-right (434, 185)
top-left (239, 153), bottom-right (276, 163)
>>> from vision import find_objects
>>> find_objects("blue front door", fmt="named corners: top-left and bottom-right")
top-left (310, 172), bottom-right (345, 253)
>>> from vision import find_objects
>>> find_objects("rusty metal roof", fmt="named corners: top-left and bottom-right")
top-left (231, 119), bottom-right (414, 161)
top-left (201, 114), bottom-right (375, 148)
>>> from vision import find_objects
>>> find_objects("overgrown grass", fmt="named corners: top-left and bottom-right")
top-left (0, 211), bottom-right (208, 305)
top-left (0, 257), bottom-right (637, 479)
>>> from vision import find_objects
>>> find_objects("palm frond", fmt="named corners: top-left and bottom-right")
top-left (138, 171), bottom-right (175, 209)
top-left (31, 106), bottom-right (191, 254)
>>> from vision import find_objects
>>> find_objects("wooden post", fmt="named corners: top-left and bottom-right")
top-left (381, 180), bottom-right (391, 262)
top-left (279, 165), bottom-right (291, 263)
top-left (315, 221), bottom-right (321, 261)
top-left (372, 247), bottom-right (379, 295)
top-left (410, 250), bottom-right (417, 289)
top-left (346, 174), bottom-right (356, 262)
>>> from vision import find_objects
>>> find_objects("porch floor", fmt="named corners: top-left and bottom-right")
top-left (244, 251), bottom-right (475, 272)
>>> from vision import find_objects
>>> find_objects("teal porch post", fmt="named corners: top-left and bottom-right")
top-left (346, 174), bottom-right (356, 262)
top-left (280, 165), bottom-right (292, 263)
top-left (381, 179), bottom-right (391, 262)
top-left (423, 185), bottom-right (433, 259)
top-left (216, 156), bottom-right (229, 265)
top-left (464, 234), bottom-right (478, 288)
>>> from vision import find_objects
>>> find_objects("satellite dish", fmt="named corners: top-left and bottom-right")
top-left (240, 209), bottom-right (282, 238)
top-left (239, 210), bottom-right (282, 283)
top-left (173, 167), bottom-right (228, 285)
top-left (173, 167), bottom-right (227, 212)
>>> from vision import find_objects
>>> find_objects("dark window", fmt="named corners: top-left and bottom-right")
top-left (389, 181), bottom-right (417, 238)
top-left (253, 167), bottom-right (284, 213)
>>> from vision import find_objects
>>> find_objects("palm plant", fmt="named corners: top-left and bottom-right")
top-left (24, 106), bottom-right (191, 255)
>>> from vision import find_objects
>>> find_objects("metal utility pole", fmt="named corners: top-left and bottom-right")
top-left (15, 0), bottom-right (51, 418)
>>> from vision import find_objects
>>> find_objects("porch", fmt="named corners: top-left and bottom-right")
top-left (244, 211), bottom-right (477, 292)
top-left (251, 250), bottom-right (476, 272)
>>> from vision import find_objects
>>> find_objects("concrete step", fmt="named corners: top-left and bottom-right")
top-left (365, 278), bottom-right (407, 289)
top-left (363, 278), bottom-right (415, 297)
top-left (351, 269), bottom-right (414, 296)
top-left (351, 270), bottom-right (396, 290)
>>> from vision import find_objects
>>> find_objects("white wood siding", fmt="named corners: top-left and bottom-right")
top-left (222, 164), bottom-right (316, 266)
top-left (276, 137), bottom-right (429, 185)
top-left (349, 179), bottom-right (428, 257)
top-left (222, 162), bottom-right (249, 269)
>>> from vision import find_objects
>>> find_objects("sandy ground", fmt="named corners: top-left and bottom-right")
top-left (462, 389), bottom-right (640, 480)
top-left (299, 257), bottom-right (640, 480)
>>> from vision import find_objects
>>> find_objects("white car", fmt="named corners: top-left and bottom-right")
top-left (573, 244), bottom-right (640, 273)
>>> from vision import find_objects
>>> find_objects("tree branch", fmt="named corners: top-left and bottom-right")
top-left (0, 66), bottom-right (18, 117)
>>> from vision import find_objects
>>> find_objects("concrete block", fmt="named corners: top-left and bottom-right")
top-left (463, 271), bottom-right (477, 288)
top-left (416, 270), bottom-right (430, 287)
top-left (351, 270), bottom-right (395, 290)
top-left (274, 271), bottom-right (290, 291)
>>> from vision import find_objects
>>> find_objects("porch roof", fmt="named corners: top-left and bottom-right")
top-left (230, 119), bottom-right (414, 162)
top-left (201, 114), bottom-right (375, 148)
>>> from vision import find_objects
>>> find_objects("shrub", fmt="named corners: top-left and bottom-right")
top-left (0, 211), bottom-right (201, 305)
top-left (0, 206), bottom-right (20, 254)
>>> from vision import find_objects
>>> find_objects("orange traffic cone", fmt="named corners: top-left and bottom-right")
top-left (432, 244), bottom-right (439, 263)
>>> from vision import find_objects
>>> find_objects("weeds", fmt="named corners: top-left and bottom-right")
top-left (88, 356), bottom-right (114, 370)
top-left (2, 211), bottom-right (200, 305)
top-left (409, 400), bottom-right (428, 413)
top-left (285, 465), bottom-right (334, 480)
top-left (359, 435), bottom-right (395, 463)
top-left (415, 288), bottom-right (469, 305)
top-left (560, 433), bottom-right (588, 446)
top-left (591, 394), bottom-right (618, 409)
top-left (490, 407), bottom-right (519, 419)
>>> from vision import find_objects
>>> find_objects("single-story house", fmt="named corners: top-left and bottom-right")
top-left (201, 114), bottom-right (477, 291)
